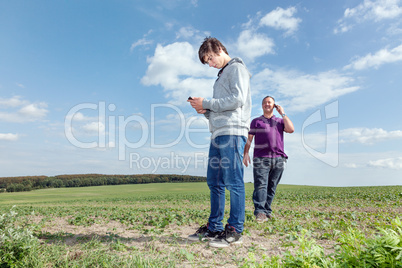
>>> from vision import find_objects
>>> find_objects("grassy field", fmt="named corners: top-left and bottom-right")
top-left (0, 183), bottom-right (401, 267)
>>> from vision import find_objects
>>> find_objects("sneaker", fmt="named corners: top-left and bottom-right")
top-left (187, 224), bottom-right (220, 242)
top-left (256, 213), bottom-right (268, 223)
top-left (209, 224), bottom-right (242, 248)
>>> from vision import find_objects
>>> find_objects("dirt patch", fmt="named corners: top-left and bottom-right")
top-left (30, 215), bottom-right (336, 267)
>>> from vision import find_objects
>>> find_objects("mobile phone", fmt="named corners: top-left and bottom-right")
top-left (274, 104), bottom-right (278, 108)
top-left (188, 97), bottom-right (193, 100)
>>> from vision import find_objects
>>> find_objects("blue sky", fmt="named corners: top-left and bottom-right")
top-left (1, 0), bottom-right (401, 186)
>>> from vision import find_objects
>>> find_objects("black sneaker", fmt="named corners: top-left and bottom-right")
top-left (187, 224), bottom-right (220, 242)
top-left (209, 224), bottom-right (242, 248)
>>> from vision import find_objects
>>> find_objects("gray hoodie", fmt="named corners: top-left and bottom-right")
top-left (202, 57), bottom-right (252, 139)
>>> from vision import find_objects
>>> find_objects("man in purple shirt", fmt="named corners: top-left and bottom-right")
top-left (243, 96), bottom-right (294, 222)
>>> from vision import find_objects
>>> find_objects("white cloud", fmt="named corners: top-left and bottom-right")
top-left (344, 163), bottom-right (358, 168)
top-left (345, 0), bottom-right (402, 21)
top-left (141, 42), bottom-right (216, 104)
top-left (340, 127), bottom-right (402, 144)
top-left (0, 96), bottom-right (27, 108)
top-left (65, 112), bottom-right (98, 122)
top-left (335, 0), bottom-right (402, 33)
top-left (16, 83), bottom-right (25, 88)
top-left (236, 30), bottom-right (275, 61)
top-left (65, 120), bottom-right (106, 145)
top-left (176, 26), bottom-right (198, 39)
top-left (190, 0), bottom-right (198, 7)
top-left (130, 30), bottom-right (153, 52)
top-left (82, 122), bottom-right (105, 134)
top-left (71, 112), bottom-right (86, 121)
top-left (175, 27), bottom-right (209, 46)
top-left (259, 6), bottom-right (302, 36)
top-left (0, 96), bottom-right (48, 122)
top-left (344, 44), bottom-right (402, 70)
top-left (18, 103), bottom-right (48, 119)
top-left (0, 133), bottom-right (19, 141)
top-left (387, 21), bottom-right (402, 35)
top-left (368, 157), bottom-right (402, 169)
top-left (141, 28), bottom-right (356, 111)
top-left (130, 38), bottom-right (153, 51)
top-left (334, 22), bottom-right (353, 34)
top-left (252, 68), bottom-right (359, 112)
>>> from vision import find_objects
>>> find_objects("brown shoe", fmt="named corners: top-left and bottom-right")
top-left (255, 213), bottom-right (268, 223)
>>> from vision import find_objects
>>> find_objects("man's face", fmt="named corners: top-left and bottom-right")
top-left (204, 49), bottom-right (226, 69)
top-left (262, 97), bottom-right (275, 113)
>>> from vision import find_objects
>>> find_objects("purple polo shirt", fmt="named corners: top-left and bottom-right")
top-left (249, 115), bottom-right (288, 158)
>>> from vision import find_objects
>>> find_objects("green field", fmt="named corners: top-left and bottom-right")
top-left (0, 183), bottom-right (401, 267)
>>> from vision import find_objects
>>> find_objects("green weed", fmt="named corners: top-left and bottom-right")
top-left (0, 206), bottom-right (39, 267)
top-left (0, 183), bottom-right (401, 267)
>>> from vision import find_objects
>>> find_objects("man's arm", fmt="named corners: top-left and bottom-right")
top-left (187, 98), bottom-right (210, 119)
top-left (243, 134), bottom-right (254, 167)
top-left (282, 115), bottom-right (294, 133)
top-left (187, 97), bottom-right (205, 113)
top-left (275, 105), bottom-right (294, 133)
top-left (203, 64), bottom-right (250, 112)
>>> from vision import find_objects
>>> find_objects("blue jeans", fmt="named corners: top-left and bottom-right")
top-left (253, 157), bottom-right (286, 216)
top-left (207, 135), bottom-right (246, 234)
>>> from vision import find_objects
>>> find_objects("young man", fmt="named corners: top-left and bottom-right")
top-left (187, 37), bottom-right (251, 248)
top-left (243, 96), bottom-right (294, 223)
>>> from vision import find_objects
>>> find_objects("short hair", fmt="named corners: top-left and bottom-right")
top-left (262, 96), bottom-right (275, 104)
top-left (198, 37), bottom-right (229, 64)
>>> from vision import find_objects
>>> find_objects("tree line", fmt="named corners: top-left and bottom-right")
top-left (0, 174), bottom-right (206, 193)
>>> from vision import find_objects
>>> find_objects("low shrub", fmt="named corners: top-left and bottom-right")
top-left (0, 206), bottom-right (39, 267)
top-left (242, 217), bottom-right (402, 267)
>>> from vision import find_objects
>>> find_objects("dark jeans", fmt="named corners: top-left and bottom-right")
top-left (252, 157), bottom-right (286, 216)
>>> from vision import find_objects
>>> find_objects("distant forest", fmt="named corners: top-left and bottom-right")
top-left (0, 174), bottom-right (206, 193)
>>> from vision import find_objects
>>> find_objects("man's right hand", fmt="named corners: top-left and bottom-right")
top-left (243, 153), bottom-right (251, 167)
top-left (187, 97), bottom-right (205, 113)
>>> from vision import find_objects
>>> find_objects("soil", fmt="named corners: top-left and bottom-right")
top-left (30, 216), bottom-right (337, 267)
